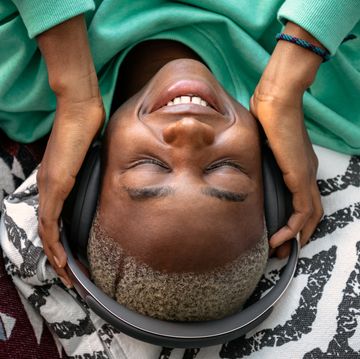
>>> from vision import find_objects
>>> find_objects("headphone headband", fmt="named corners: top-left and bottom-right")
top-left (61, 228), bottom-right (299, 347)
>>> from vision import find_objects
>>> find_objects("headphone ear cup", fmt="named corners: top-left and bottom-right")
top-left (64, 142), bottom-right (101, 266)
top-left (262, 144), bottom-right (292, 238)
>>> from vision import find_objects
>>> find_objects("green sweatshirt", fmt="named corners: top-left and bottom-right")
top-left (0, 0), bottom-right (359, 154)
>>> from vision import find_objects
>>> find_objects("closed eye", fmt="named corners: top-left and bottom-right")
top-left (205, 160), bottom-right (245, 173)
top-left (128, 157), bottom-right (170, 170)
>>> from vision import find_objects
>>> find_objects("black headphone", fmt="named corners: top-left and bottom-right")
top-left (61, 141), bottom-right (299, 348)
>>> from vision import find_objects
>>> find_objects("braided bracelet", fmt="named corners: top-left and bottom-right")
top-left (275, 33), bottom-right (331, 62)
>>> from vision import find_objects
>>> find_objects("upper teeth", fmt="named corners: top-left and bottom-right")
top-left (167, 96), bottom-right (208, 107)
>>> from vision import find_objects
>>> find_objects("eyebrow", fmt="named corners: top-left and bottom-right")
top-left (124, 186), bottom-right (175, 200)
top-left (124, 186), bottom-right (247, 202)
top-left (201, 187), bottom-right (248, 202)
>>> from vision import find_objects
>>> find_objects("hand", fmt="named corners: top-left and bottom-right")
top-left (37, 97), bottom-right (104, 287)
top-left (36, 15), bottom-right (104, 286)
top-left (251, 22), bottom-right (325, 258)
top-left (251, 91), bottom-right (322, 258)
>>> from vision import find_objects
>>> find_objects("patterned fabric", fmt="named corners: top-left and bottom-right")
top-left (0, 130), bottom-right (47, 205)
top-left (0, 131), bottom-right (67, 358)
top-left (0, 145), bottom-right (359, 358)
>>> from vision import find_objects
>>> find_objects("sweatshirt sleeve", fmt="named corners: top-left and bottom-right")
top-left (278, 0), bottom-right (360, 55)
top-left (11, 0), bottom-right (95, 39)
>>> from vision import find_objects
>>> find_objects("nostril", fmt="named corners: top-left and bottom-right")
top-left (163, 124), bottom-right (176, 143)
top-left (163, 118), bottom-right (215, 146)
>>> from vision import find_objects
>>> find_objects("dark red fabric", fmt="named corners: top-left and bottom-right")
top-left (0, 255), bottom-right (67, 359)
top-left (0, 130), bottom-right (68, 358)
top-left (0, 130), bottom-right (48, 176)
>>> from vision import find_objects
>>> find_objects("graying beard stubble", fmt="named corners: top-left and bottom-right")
top-left (88, 210), bottom-right (269, 321)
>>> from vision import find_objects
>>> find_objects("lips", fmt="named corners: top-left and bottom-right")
top-left (150, 79), bottom-right (223, 114)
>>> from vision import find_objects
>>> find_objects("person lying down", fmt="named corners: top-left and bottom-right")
top-left (0, 40), bottom-right (269, 327)
top-left (87, 41), bottom-right (269, 321)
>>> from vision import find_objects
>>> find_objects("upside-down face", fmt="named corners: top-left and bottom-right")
top-left (98, 58), bottom-right (264, 273)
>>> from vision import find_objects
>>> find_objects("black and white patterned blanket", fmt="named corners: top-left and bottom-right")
top-left (1, 145), bottom-right (359, 359)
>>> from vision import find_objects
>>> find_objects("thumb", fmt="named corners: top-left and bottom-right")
top-left (249, 95), bottom-right (257, 117)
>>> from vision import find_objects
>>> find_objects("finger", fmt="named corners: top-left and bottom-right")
top-left (43, 242), bottom-right (73, 287)
top-left (38, 177), bottom-right (68, 264)
top-left (249, 95), bottom-right (256, 116)
top-left (38, 193), bottom-right (71, 285)
top-left (269, 207), bottom-right (309, 248)
top-left (299, 183), bottom-right (323, 246)
top-left (37, 182), bottom-right (73, 286)
top-left (58, 268), bottom-right (73, 288)
top-left (64, 265), bottom-right (76, 285)
top-left (275, 241), bottom-right (292, 259)
top-left (40, 222), bottom-right (72, 286)
top-left (269, 188), bottom-right (313, 248)
top-left (38, 214), bottom-right (67, 267)
top-left (269, 211), bottom-right (308, 249)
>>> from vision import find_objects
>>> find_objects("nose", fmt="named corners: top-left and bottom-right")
top-left (162, 118), bottom-right (215, 148)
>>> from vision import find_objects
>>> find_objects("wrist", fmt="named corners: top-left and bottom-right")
top-left (56, 94), bottom-right (104, 124)
top-left (264, 22), bottom-right (323, 94)
top-left (53, 70), bottom-right (101, 104)
top-left (51, 97), bottom-right (104, 143)
top-left (283, 22), bottom-right (325, 49)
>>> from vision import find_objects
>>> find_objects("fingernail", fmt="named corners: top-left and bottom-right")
top-left (54, 256), bottom-right (62, 268)
top-left (59, 276), bottom-right (72, 289)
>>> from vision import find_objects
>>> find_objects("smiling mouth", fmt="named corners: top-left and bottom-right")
top-left (166, 95), bottom-right (209, 108)
top-left (150, 79), bottom-right (224, 114)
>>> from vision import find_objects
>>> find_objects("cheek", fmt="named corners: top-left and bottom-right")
top-left (223, 184), bottom-right (264, 236)
top-left (98, 173), bottom-right (127, 230)
top-left (228, 204), bottom-right (265, 251)
top-left (217, 126), bottom-right (261, 161)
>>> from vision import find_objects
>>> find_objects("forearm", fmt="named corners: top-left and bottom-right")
top-left (36, 15), bottom-right (100, 104)
top-left (36, 14), bottom-right (104, 175)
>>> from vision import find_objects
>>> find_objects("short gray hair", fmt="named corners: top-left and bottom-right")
top-left (88, 210), bottom-right (268, 321)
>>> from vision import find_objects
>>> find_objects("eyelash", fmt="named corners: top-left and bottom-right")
top-left (131, 158), bottom-right (170, 170)
top-left (131, 158), bottom-right (243, 172)
top-left (205, 161), bottom-right (243, 172)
